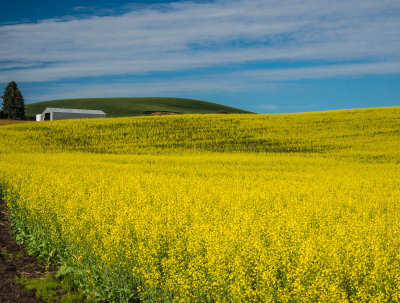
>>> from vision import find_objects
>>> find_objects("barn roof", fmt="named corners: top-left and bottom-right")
top-left (43, 107), bottom-right (106, 115)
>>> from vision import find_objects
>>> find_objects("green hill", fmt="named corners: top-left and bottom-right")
top-left (25, 97), bottom-right (251, 118)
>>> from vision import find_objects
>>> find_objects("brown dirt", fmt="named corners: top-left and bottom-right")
top-left (0, 199), bottom-right (49, 303)
top-left (0, 120), bottom-right (31, 126)
top-left (142, 111), bottom-right (182, 115)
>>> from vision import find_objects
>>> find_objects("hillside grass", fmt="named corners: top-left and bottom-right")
top-left (25, 97), bottom-right (252, 118)
top-left (1, 107), bottom-right (399, 302)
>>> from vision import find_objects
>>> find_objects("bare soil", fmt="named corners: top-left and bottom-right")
top-left (0, 120), bottom-right (31, 126)
top-left (142, 111), bottom-right (182, 115)
top-left (0, 199), bottom-right (49, 303)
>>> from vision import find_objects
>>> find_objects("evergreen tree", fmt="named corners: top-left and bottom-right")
top-left (1, 81), bottom-right (25, 120)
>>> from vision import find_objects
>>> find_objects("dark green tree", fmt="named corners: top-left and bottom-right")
top-left (1, 81), bottom-right (25, 120)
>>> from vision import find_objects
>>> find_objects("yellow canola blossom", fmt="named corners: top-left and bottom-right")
top-left (0, 108), bottom-right (399, 302)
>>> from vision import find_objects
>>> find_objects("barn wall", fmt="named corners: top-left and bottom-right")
top-left (51, 112), bottom-right (106, 120)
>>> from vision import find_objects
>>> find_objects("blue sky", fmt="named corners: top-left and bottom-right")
top-left (1, 0), bottom-right (399, 113)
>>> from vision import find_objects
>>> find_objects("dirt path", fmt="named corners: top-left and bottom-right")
top-left (0, 199), bottom-right (47, 303)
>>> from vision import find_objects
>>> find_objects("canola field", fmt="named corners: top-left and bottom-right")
top-left (0, 107), bottom-right (399, 302)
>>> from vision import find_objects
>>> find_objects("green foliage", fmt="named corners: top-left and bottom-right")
top-left (1, 246), bottom-right (24, 260)
top-left (16, 273), bottom-right (91, 303)
top-left (1, 81), bottom-right (25, 120)
top-left (1, 249), bottom-right (23, 260)
top-left (1, 249), bottom-right (14, 260)
top-left (16, 274), bottom-right (60, 302)
top-left (24, 97), bottom-right (251, 118)
top-left (60, 292), bottom-right (84, 303)
top-left (61, 277), bottom-right (76, 293)
top-left (8, 204), bottom-right (61, 264)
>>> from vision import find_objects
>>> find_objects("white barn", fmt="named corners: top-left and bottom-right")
top-left (38, 107), bottom-right (106, 121)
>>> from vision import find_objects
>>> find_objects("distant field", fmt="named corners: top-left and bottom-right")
top-left (0, 119), bottom-right (30, 125)
top-left (25, 97), bottom-right (251, 118)
top-left (1, 107), bottom-right (399, 302)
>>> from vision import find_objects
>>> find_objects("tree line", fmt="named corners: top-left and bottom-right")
top-left (1, 81), bottom-right (25, 120)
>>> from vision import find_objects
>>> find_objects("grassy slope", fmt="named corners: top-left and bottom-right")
top-left (25, 97), bottom-right (252, 118)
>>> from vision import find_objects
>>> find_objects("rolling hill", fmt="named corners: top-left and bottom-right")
top-left (25, 97), bottom-right (252, 119)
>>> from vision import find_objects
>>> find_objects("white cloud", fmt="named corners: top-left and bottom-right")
top-left (21, 59), bottom-right (400, 102)
top-left (23, 74), bottom-right (281, 103)
top-left (0, 0), bottom-right (399, 85)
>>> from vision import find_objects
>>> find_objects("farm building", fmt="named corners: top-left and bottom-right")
top-left (37, 107), bottom-right (106, 121)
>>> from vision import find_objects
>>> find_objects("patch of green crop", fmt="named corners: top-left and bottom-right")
top-left (16, 274), bottom-right (92, 303)
top-left (60, 291), bottom-right (84, 303)
top-left (1, 249), bottom-right (13, 260)
top-left (16, 274), bottom-right (60, 302)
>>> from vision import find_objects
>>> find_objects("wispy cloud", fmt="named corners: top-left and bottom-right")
top-left (1, 0), bottom-right (399, 92)
top-left (24, 75), bottom-right (278, 102)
